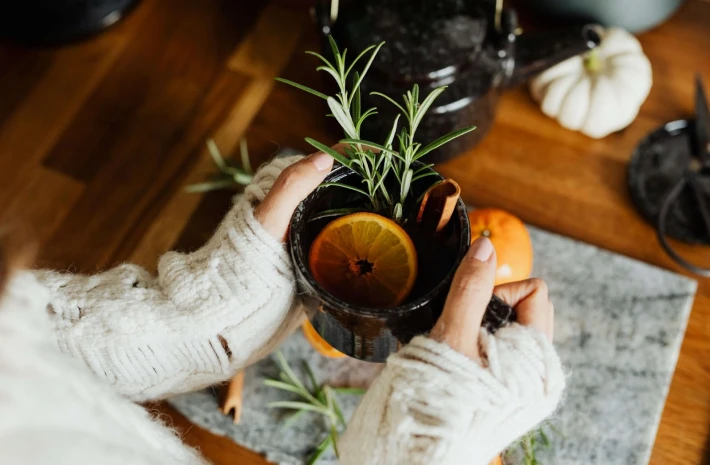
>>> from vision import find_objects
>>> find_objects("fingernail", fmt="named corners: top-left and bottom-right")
top-left (470, 236), bottom-right (494, 262)
top-left (308, 151), bottom-right (333, 171)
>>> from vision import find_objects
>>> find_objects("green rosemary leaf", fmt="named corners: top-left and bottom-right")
top-left (302, 360), bottom-right (320, 394)
top-left (206, 139), bottom-right (229, 172)
top-left (330, 425), bottom-right (341, 458)
top-left (393, 202), bottom-right (403, 221)
top-left (305, 138), bottom-right (351, 168)
top-left (412, 86), bottom-right (447, 133)
top-left (331, 387), bottom-right (367, 395)
top-left (305, 50), bottom-right (334, 69)
top-left (348, 158), bottom-right (364, 171)
top-left (319, 182), bottom-right (369, 197)
top-left (414, 125), bottom-right (476, 160)
top-left (263, 379), bottom-right (309, 397)
top-left (238, 138), bottom-right (252, 174)
top-left (371, 91), bottom-right (408, 117)
top-left (316, 66), bottom-right (342, 85)
top-left (274, 78), bottom-right (328, 100)
top-left (345, 43), bottom-right (376, 77)
top-left (352, 71), bottom-right (361, 124)
top-left (283, 409), bottom-right (307, 428)
top-left (391, 165), bottom-right (402, 183)
top-left (349, 42), bottom-right (385, 106)
top-left (327, 35), bottom-right (340, 64)
top-left (355, 108), bottom-right (378, 133)
top-left (327, 97), bottom-right (358, 139)
top-left (275, 351), bottom-right (308, 392)
top-left (232, 172), bottom-right (253, 186)
top-left (384, 114), bottom-right (401, 149)
top-left (323, 386), bottom-right (335, 413)
top-left (413, 163), bottom-right (435, 174)
top-left (339, 49), bottom-right (348, 74)
top-left (327, 388), bottom-right (347, 426)
top-left (267, 401), bottom-right (331, 415)
top-left (400, 169), bottom-right (413, 200)
top-left (415, 180), bottom-right (441, 205)
top-left (306, 435), bottom-right (332, 465)
top-left (308, 207), bottom-right (369, 221)
top-left (411, 171), bottom-right (440, 183)
top-left (539, 429), bottom-right (550, 447)
top-left (376, 179), bottom-right (392, 204)
top-left (339, 138), bottom-right (399, 157)
top-left (410, 170), bottom-right (440, 184)
top-left (359, 107), bottom-right (378, 121)
top-left (412, 84), bottom-right (419, 107)
top-left (184, 179), bottom-right (237, 193)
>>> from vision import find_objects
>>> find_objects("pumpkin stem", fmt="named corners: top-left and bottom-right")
top-left (584, 49), bottom-right (601, 73)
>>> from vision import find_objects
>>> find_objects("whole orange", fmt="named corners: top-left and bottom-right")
top-left (468, 208), bottom-right (533, 285)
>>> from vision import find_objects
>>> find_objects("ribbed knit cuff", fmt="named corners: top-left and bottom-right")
top-left (342, 325), bottom-right (566, 465)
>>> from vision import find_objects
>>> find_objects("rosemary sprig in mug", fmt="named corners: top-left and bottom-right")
top-left (276, 36), bottom-right (476, 222)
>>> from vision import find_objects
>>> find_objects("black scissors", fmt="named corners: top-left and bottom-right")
top-left (656, 75), bottom-right (710, 276)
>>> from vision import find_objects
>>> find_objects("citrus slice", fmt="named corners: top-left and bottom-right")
top-left (302, 320), bottom-right (346, 358)
top-left (309, 212), bottom-right (418, 308)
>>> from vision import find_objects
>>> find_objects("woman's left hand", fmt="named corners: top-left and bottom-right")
top-left (254, 150), bottom-right (334, 242)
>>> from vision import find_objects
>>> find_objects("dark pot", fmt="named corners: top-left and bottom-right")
top-left (0, 0), bottom-right (140, 45)
top-left (313, 0), bottom-right (599, 163)
top-left (289, 162), bottom-right (515, 362)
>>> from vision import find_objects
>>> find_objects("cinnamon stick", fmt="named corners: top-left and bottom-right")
top-left (220, 370), bottom-right (245, 424)
top-left (416, 179), bottom-right (461, 233)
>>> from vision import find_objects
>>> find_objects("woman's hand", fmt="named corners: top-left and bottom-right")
top-left (430, 236), bottom-right (554, 361)
top-left (254, 151), bottom-right (334, 242)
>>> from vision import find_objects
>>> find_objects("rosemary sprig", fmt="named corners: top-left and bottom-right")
top-left (507, 424), bottom-right (559, 465)
top-left (276, 36), bottom-right (476, 222)
top-left (185, 138), bottom-right (253, 193)
top-left (265, 351), bottom-right (366, 464)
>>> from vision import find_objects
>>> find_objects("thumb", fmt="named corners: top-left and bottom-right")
top-left (430, 236), bottom-right (497, 360)
top-left (255, 151), bottom-right (334, 242)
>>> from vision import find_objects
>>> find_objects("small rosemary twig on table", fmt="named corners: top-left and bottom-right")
top-left (185, 138), bottom-right (254, 193)
top-left (265, 351), bottom-right (366, 464)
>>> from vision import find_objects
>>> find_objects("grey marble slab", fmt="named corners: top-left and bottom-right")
top-left (169, 226), bottom-right (697, 465)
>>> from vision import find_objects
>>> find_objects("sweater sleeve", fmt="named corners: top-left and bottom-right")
top-left (33, 156), bottom-right (305, 402)
top-left (339, 325), bottom-right (566, 465)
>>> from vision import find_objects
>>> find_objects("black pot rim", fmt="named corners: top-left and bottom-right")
top-left (289, 162), bottom-right (471, 318)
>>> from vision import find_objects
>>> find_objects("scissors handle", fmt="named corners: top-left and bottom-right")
top-left (657, 175), bottom-right (710, 276)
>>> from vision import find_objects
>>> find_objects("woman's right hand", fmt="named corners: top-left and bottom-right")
top-left (341, 236), bottom-right (564, 465)
top-left (429, 236), bottom-right (554, 361)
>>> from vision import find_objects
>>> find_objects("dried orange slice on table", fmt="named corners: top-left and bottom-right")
top-left (309, 212), bottom-right (418, 308)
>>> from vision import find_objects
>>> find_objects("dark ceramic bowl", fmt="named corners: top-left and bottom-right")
top-left (289, 162), bottom-right (515, 362)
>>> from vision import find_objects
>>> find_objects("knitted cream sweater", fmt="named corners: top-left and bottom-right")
top-left (0, 157), bottom-right (565, 465)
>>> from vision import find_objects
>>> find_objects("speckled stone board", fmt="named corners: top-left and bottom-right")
top-left (169, 226), bottom-right (697, 465)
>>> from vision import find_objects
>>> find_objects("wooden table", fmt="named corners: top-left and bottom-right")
top-left (0, 0), bottom-right (708, 463)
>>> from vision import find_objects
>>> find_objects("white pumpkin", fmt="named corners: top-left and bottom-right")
top-left (530, 27), bottom-right (652, 139)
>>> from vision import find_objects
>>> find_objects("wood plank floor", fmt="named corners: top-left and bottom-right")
top-left (0, 1), bottom-right (709, 464)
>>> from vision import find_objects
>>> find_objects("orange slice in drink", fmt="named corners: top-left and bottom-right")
top-left (302, 320), bottom-right (346, 358)
top-left (309, 212), bottom-right (418, 308)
